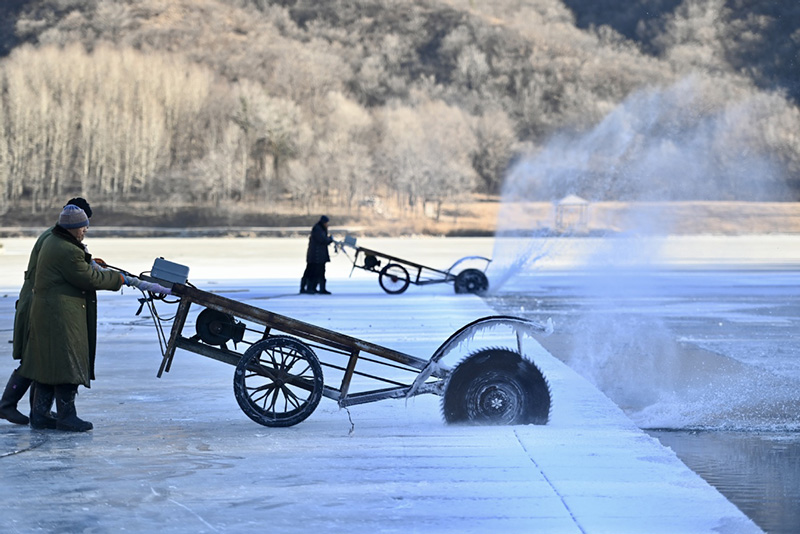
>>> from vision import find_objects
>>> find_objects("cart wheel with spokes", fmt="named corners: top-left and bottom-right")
top-left (442, 347), bottom-right (550, 425)
top-left (233, 336), bottom-right (324, 427)
top-left (454, 268), bottom-right (489, 294)
top-left (378, 263), bottom-right (411, 294)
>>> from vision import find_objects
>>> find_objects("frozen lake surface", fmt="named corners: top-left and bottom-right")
top-left (2, 234), bottom-right (792, 533)
top-left (485, 234), bottom-right (800, 534)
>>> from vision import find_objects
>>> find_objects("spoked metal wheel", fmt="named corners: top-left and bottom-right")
top-left (442, 348), bottom-right (551, 425)
top-left (454, 268), bottom-right (489, 294)
top-left (233, 336), bottom-right (324, 427)
top-left (378, 263), bottom-right (411, 294)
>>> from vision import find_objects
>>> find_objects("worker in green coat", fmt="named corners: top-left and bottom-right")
top-left (19, 205), bottom-right (125, 432)
top-left (1, 198), bottom-right (94, 426)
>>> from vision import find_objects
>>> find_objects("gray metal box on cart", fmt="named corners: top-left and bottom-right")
top-left (151, 257), bottom-right (190, 285)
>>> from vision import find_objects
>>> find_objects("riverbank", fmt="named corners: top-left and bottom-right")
top-left (2, 199), bottom-right (800, 238)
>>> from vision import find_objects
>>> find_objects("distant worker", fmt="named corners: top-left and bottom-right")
top-left (300, 215), bottom-right (333, 295)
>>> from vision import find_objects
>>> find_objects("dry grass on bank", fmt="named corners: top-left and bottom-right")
top-left (353, 199), bottom-right (800, 236)
top-left (2, 198), bottom-right (800, 237)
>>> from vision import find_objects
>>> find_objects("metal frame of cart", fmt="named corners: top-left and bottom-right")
top-left (338, 235), bottom-right (491, 294)
top-left (142, 275), bottom-right (551, 428)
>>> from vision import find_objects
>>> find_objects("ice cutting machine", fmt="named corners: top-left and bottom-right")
top-left (139, 259), bottom-right (552, 428)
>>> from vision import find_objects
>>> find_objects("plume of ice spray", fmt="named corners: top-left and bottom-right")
top-left (633, 369), bottom-right (800, 431)
top-left (491, 75), bottom-right (791, 291)
top-left (498, 76), bottom-right (788, 208)
top-left (489, 77), bottom-right (793, 426)
top-left (569, 312), bottom-right (680, 410)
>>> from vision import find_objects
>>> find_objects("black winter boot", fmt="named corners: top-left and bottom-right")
top-left (30, 382), bottom-right (58, 430)
top-left (55, 384), bottom-right (93, 432)
top-left (0, 369), bottom-right (31, 425)
top-left (318, 280), bottom-right (331, 295)
top-left (29, 382), bottom-right (58, 421)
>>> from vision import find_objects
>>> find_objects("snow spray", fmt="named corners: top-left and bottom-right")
top-left (488, 76), bottom-right (795, 430)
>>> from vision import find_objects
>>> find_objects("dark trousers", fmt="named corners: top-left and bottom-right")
top-left (301, 264), bottom-right (313, 292)
top-left (301, 263), bottom-right (326, 292)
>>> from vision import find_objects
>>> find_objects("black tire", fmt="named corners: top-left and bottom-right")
top-left (442, 348), bottom-right (550, 425)
top-left (378, 263), bottom-right (410, 294)
top-left (454, 269), bottom-right (489, 294)
top-left (233, 336), bottom-right (324, 427)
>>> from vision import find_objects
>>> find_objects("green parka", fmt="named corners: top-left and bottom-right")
top-left (19, 226), bottom-right (123, 387)
top-left (11, 226), bottom-right (53, 361)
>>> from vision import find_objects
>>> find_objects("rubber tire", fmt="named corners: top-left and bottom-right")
top-left (378, 263), bottom-right (411, 294)
top-left (233, 336), bottom-right (324, 427)
top-left (442, 348), bottom-right (550, 425)
top-left (454, 269), bottom-right (489, 294)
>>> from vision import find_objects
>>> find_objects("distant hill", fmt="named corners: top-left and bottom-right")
top-left (3, 0), bottom-right (797, 106)
top-left (0, 0), bottom-right (798, 229)
top-left (562, 0), bottom-right (800, 104)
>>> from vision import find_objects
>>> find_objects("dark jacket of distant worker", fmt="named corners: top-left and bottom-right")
top-left (0, 198), bottom-right (92, 427)
top-left (301, 215), bottom-right (334, 294)
top-left (19, 205), bottom-right (124, 432)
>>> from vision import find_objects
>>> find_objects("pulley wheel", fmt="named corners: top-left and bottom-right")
top-left (364, 254), bottom-right (380, 270)
top-left (196, 308), bottom-right (237, 346)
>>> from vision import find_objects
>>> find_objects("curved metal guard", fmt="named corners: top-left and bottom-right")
top-left (406, 315), bottom-right (553, 398)
top-left (445, 255), bottom-right (492, 274)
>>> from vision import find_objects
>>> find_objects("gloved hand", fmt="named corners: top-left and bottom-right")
top-left (136, 280), bottom-right (172, 295)
top-left (121, 274), bottom-right (170, 295)
top-left (91, 258), bottom-right (112, 272)
top-left (122, 274), bottom-right (140, 287)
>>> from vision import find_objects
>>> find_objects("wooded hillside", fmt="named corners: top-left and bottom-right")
top-left (0, 0), bottom-right (798, 229)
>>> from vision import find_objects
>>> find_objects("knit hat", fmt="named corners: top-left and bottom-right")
top-left (320, 215), bottom-right (330, 224)
top-left (58, 205), bottom-right (89, 229)
top-left (66, 197), bottom-right (92, 219)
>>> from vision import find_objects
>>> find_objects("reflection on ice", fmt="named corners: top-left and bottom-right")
top-left (0, 428), bottom-right (49, 458)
